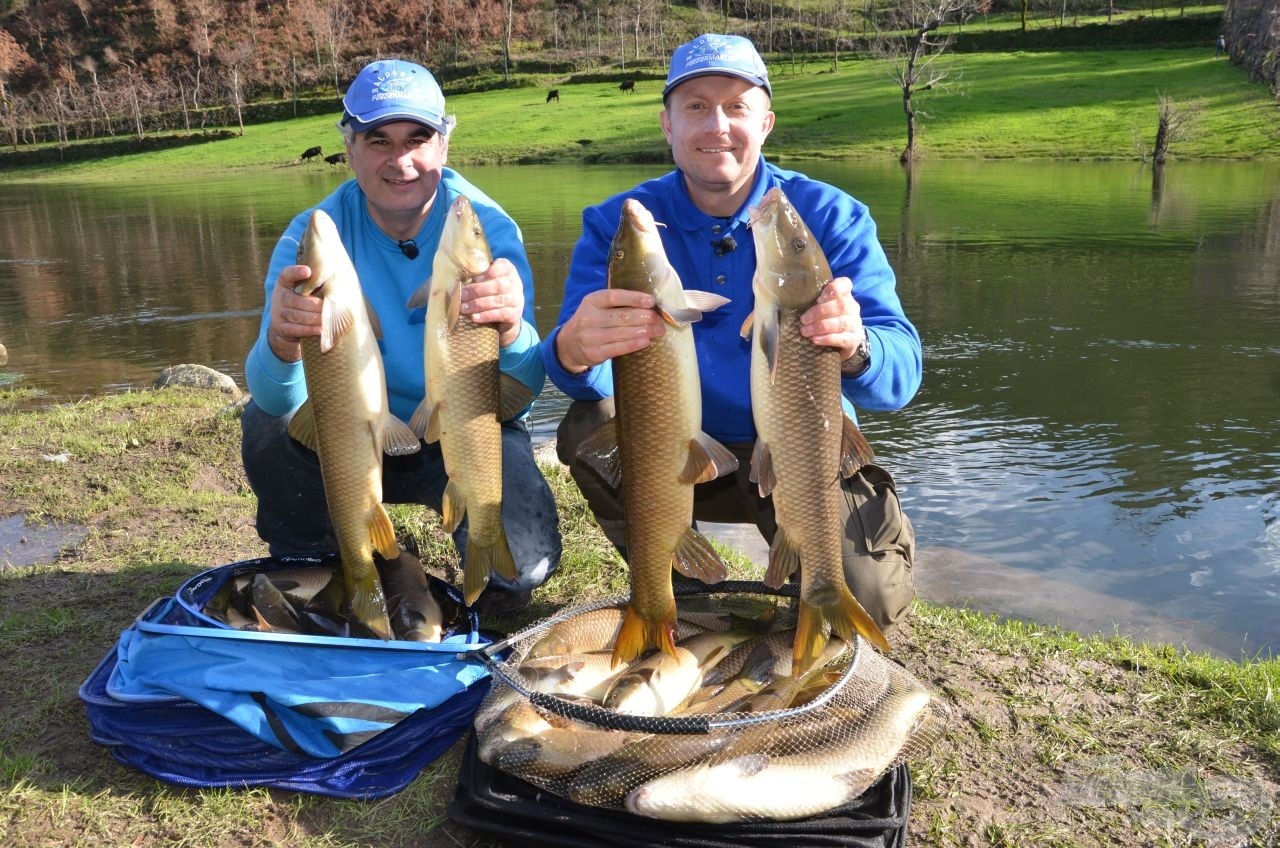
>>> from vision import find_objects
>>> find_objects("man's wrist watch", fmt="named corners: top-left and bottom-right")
top-left (840, 338), bottom-right (871, 376)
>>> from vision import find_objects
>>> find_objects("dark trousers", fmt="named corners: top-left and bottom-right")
top-left (556, 399), bottom-right (916, 633)
top-left (241, 400), bottom-right (562, 593)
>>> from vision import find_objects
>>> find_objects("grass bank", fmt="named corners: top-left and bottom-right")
top-left (0, 387), bottom-right (1276, 847)
top-left (2, 47), bottom-right (1275, 185)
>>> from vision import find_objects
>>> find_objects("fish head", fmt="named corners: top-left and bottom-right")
top-left (749, 187), bottom-right (829, 309)
top-left (438, 195), bottom-right (492, 279)
top-left (294, 209), bottom-right (348, 298)
top-left (607, 198), bottom-right (669, 296)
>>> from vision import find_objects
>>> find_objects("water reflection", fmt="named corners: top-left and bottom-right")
top-left (0, 160), bottom-right (1277, 657)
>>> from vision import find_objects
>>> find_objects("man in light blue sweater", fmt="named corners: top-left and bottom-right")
top-left (242, 60), bottom-right (561, 614)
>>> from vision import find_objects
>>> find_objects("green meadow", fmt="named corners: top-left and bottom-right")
top-left (4, 48), bottom-right (1275, 186)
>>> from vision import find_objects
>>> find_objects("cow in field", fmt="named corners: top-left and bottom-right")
top-left (324, 152), bottom-right (347, 165)
top-left (300, 145), bottom-right (322, 161)
top-left (546, 89), bottom-right (560, 103)
top-left (619, 79), bottom-right (635, 94)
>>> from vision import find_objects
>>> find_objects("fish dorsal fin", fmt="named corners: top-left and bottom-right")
top-left (671, 527), bottom-right (728, 584)
top-left (405, 278), bottom-right (431, 310)
top-left (286, 400), bottom-right (318, 451)
top-left (369, 502), bottom-right (400, 561)
top-left (839, 414), bottom-right (876, 477)
top-left (683, 290), bottom-right (731, 313)
top-left (409, 396), bottom-right (441, 443)
top-left (575, 418), bottom-right (622, 489)
top-left (748, 438), bottom-right (775, 498)
top-left (319, 298), bottom-right (356, 354)
top-left (498, 373), bottom-right (535, 422)
top-left (383, 414), bottom-right (422, 456)
top-left (680, 433), bottom-right (739, 486)
top-left (365, 297), bottom-right (384, 340)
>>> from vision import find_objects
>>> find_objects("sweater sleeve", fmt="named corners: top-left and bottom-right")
top-left (243, 213), bottom-right (311, 418)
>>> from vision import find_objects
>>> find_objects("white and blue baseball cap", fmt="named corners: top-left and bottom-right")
top-left (662, 34), bottom-right (771, 101)
top-left (341, 59), bottom-right (450, 135)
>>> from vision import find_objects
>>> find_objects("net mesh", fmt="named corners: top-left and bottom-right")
top-left (471, 582), bottom-right (949, 823)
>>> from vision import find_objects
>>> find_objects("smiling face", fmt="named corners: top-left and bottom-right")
top-left (660, 75), bottom-right (774, 217)
top-left (345, 120), bottom-right (449, 239)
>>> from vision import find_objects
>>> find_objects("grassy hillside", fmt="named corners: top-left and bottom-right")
top-left (2, 46), bottom-right (1274, 183)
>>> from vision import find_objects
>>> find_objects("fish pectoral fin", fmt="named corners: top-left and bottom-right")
top-left (409, 396), bottom-right (441, 443)
top-left (365, 297), bottom-right (385, 340)
top-left (839, 414), bottom-right (876, 477)
top-left (738, 310), bottom-right (754, 340)
top-left (683, 290), bottom-right (731, 313)
top-left (405, 279), bottom-right (432, 310)
top-left (657, 301), bottom-right (701, 327)
top-left (498, 373), bottom-right (536, 421)
top-left (749, 440), bottom-right (776, 498)
top-left (319, 299), bottom-right (356, 354)
top-left (672, 528), bottom-right (728, 585)
top-left (575, 418), bottom-right (623, 489)
top-left (760, 309), bottom-right (782, 385)
top-left (727, 752), bottom-right (771, 778)
top-left (681, 433), bottom-right (739, 485)
top-left (445, 278), bottom-right (464, 331)
top-left (285, 401), bottom-right (319, 452)
top-left (762, 526), bottom-right (799, 589)
top-left (369, 503), bottom-right (400, 561)
top-left (441, 479), bottom-right (467, 533)
top-left (384, 414), bottom-right (423, 456)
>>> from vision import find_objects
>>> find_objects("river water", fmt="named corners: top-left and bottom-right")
top-left (1, 160), bottom-right (1276, 658)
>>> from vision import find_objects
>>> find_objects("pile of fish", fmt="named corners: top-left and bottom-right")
top-left (473, 592), bottom-right (947, 822)
top-left (202, 557), bottom-right (467, 643)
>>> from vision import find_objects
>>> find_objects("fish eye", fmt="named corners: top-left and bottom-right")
top-left (790, 237), bottom-right (807, 253)
top-left (613, 247), bottom-right (625, 260)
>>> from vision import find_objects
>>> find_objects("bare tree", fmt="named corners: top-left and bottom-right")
top-left (872, 0), bottom-right (978, 163)
top-left (1151, 93), bottom-right (1202, 165)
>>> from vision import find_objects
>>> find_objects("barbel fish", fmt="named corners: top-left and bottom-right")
top-left (290, 209), bottom-right (421, 640)
top-left (742, 186), bottom-right (890, 671)
top-left (576, 198), bottom-right (738, 668)
top-left (624, 687), bottom-right (931, 822)
top-left (406, 196), bottom-right (533, 605)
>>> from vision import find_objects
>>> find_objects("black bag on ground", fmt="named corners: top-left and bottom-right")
top-left (447, 732), bottom-right (912, 848)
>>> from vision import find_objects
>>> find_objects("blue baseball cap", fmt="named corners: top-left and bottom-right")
top-left (662, 34), bottom-right (771, 101)
top-left (341, 59), bottom-right (449, 135)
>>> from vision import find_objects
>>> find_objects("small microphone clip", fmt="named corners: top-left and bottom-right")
top-left (712, 234), bottom-right (737, 257)
top-left (397, 239), bottom-right (420, 259)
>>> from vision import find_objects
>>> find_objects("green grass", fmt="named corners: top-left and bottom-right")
top-left (1, 387), bottom-right (1277, 847)
top-left (3, 47), bottom-right (1274, 186)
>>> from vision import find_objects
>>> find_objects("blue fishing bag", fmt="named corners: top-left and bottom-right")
top-left (80, 556), bottom-right (493, 799)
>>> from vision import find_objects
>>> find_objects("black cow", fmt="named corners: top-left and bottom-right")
top-left (546, 89), bottom-right (560, 103)
top-left (324, 152), bottom-right (347, 165)
top-left (300, 145), bottom-right (322, 161)
top-left (619, 79), bottom-right (635, 94)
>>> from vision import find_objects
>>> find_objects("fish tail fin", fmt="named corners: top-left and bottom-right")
top-left (825, 585), bottom-right (891, 654)
top-left (348, 567), bottom-right (393, 640)
top-left (610, 603), bottom-right (678, 668)
top-left (463, 531), bottom-right (517, 606)
top-left (792, 600), bottom-right (830, 676)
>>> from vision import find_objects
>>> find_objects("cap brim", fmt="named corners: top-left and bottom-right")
top-left (343, 110), bottom-right (449, 135)
top-left (662, 69), bottom-right (772, 100)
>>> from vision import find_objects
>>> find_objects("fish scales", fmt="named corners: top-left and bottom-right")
top-left (291, 209), bottom-right (420, 639)
top-left (408, 196), bottom-right (523, 605)
top-left (746, 187), bottom-right (889, 670)
top-left (577, 198), bottom-right (736, 667)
